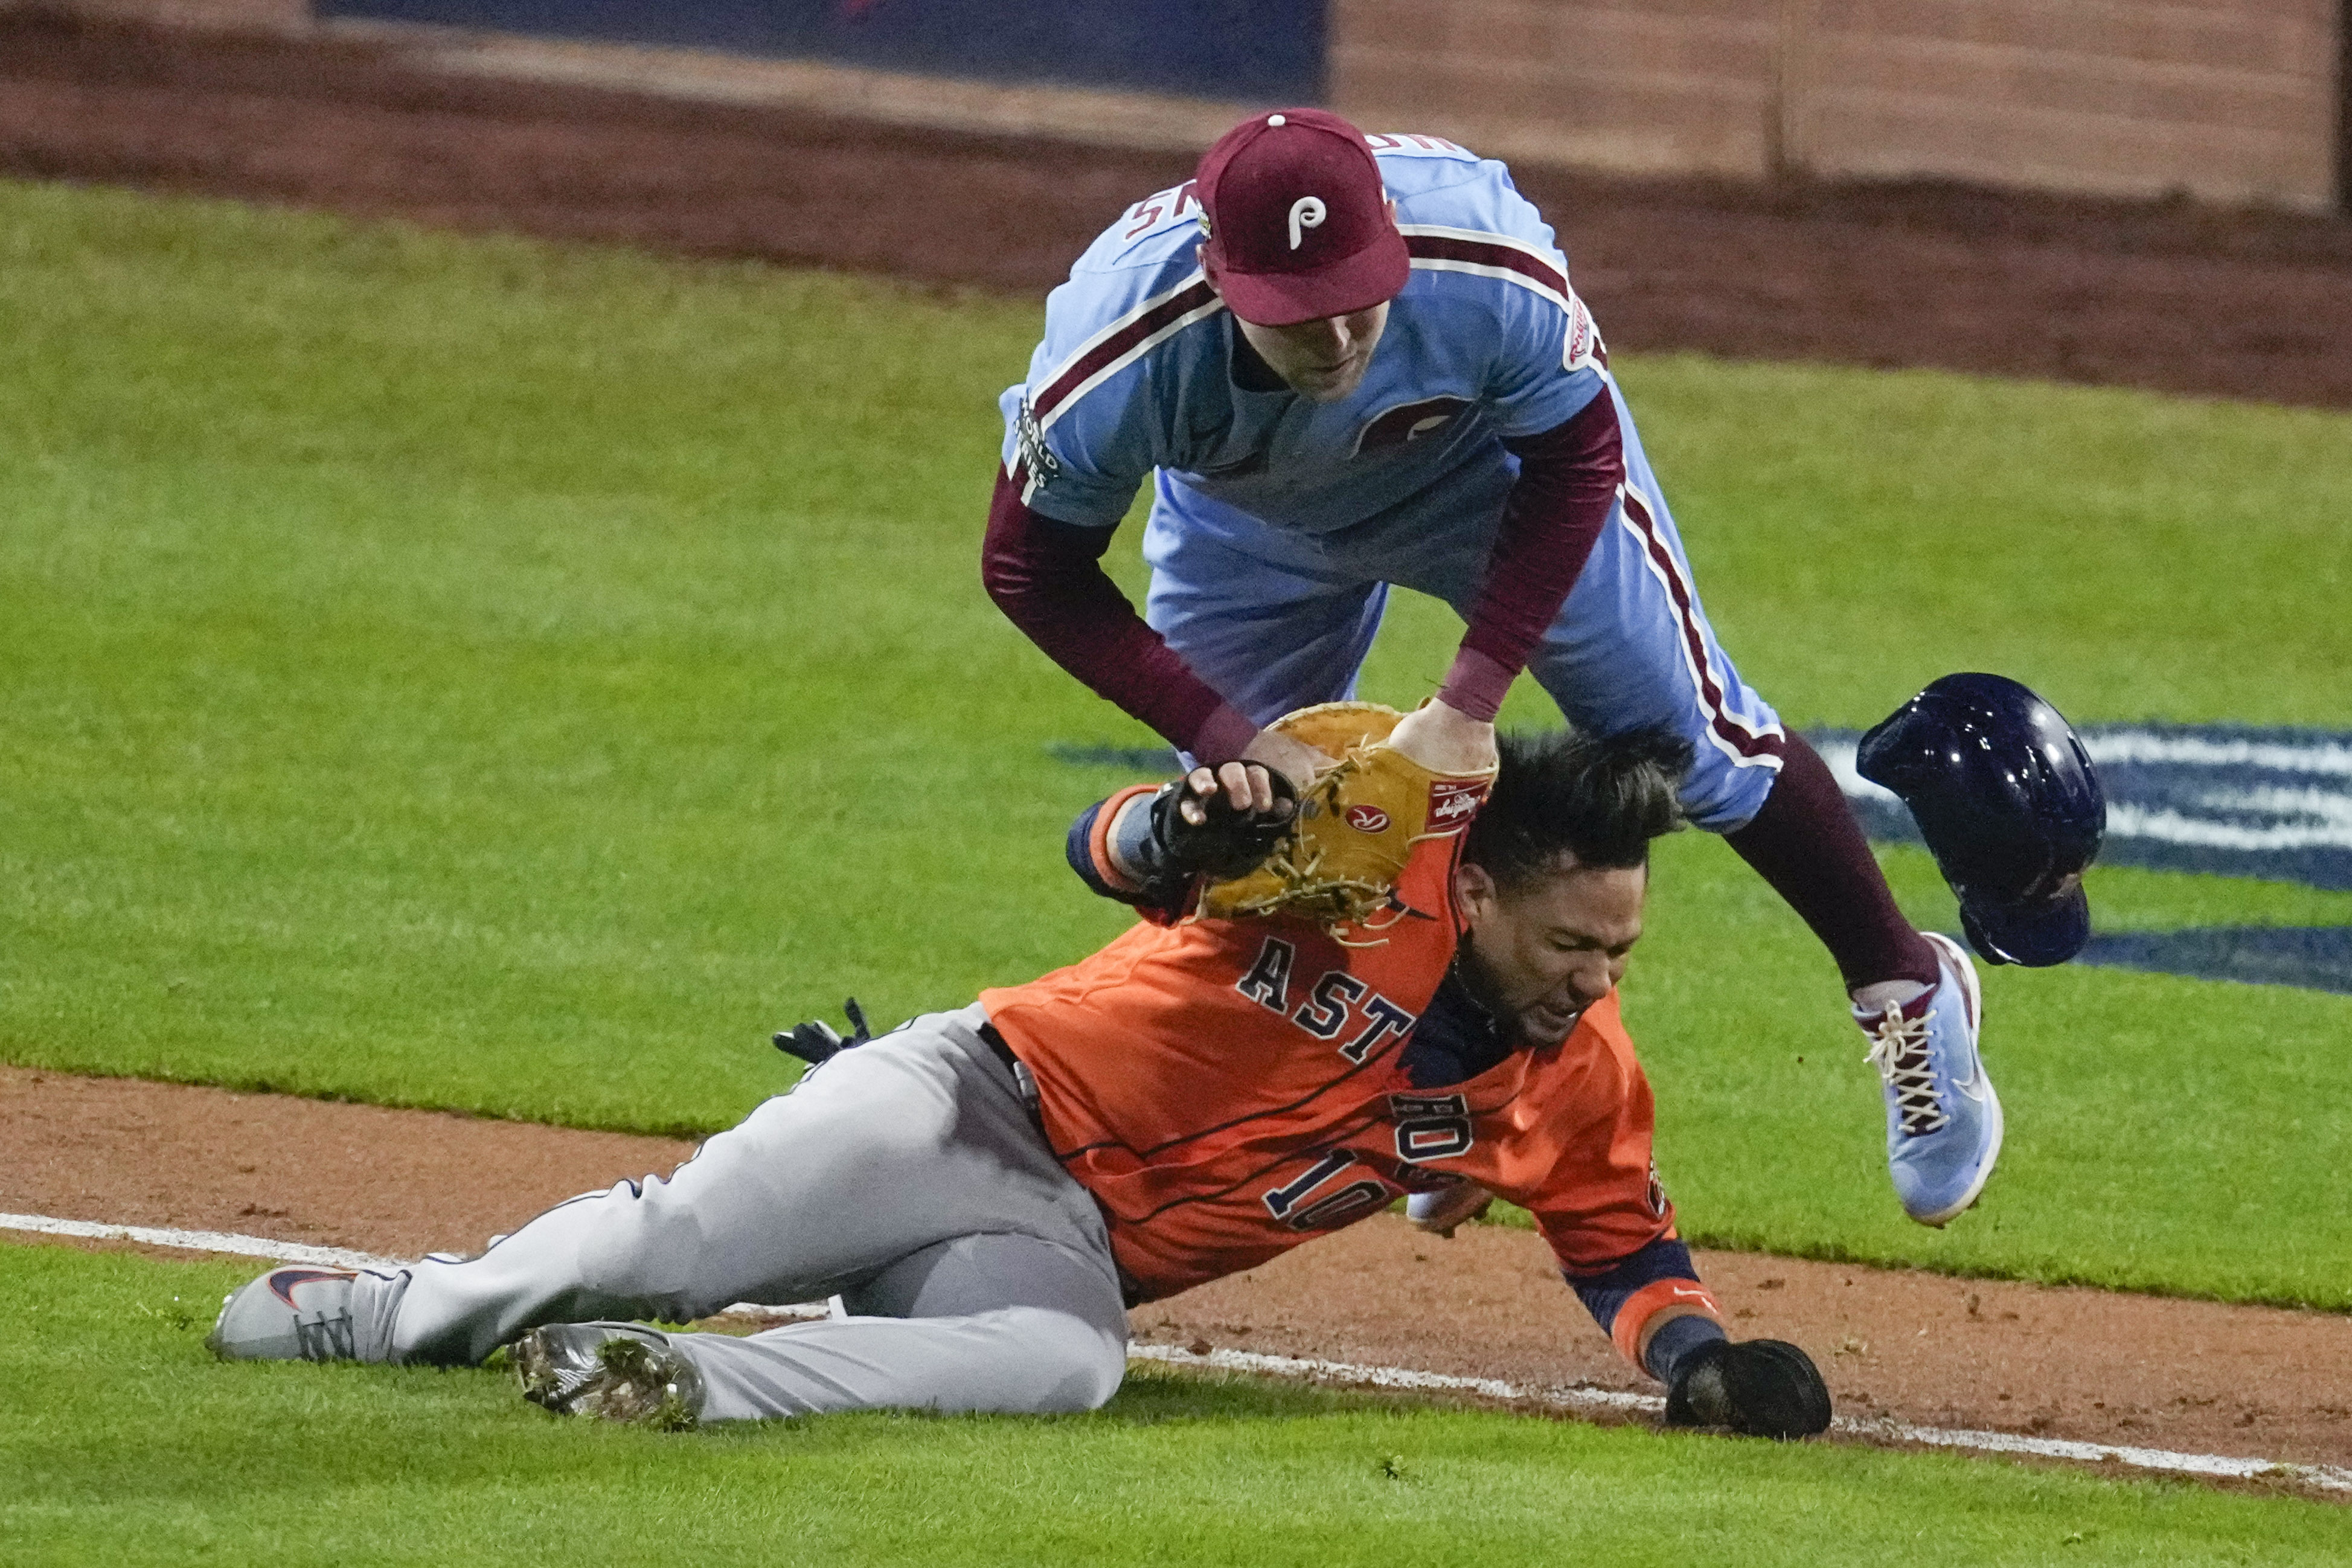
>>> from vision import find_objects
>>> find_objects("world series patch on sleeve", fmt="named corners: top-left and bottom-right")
top-left (1198, 702), bottom-right (1496, 936)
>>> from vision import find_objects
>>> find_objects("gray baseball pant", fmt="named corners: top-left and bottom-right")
top-left (371, 1004), bottom-right (1130, 1423)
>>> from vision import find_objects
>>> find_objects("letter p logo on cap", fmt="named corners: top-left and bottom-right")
top-left (1287, 196), bottom-right (1326, 251)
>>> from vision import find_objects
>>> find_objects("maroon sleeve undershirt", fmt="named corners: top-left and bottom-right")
top-left (981, 469), bottom-right (1256, 760)
top-left (1435, 391), bottom-right (1628, 722)
top-left (981, 390), bottom-right (1624, 752)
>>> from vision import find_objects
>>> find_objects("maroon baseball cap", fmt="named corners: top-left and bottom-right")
top-left (1194, 109), bottom-right (1409, 327)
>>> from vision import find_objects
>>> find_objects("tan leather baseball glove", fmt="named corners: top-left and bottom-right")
top-left (1197, 702), bottom-right (1496, 936)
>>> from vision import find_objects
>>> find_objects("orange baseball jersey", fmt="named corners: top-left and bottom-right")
top-left (981, 824), bottom-right (1676, 1304)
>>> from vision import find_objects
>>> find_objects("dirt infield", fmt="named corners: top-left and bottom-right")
top-left (7, 6), bottom-right (2352, 408)
top-left (10, 1064), bottom-right (2351, 1474)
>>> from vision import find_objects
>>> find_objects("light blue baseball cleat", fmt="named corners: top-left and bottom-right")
top-left (1856, 932), bottom-right (2002, 1227)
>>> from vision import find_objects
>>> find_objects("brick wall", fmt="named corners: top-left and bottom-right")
top-left (1333, 0), bottom-right (2346, 210)
top-left (63, 0), bottom-right (308, 27)
top-left (1333, 0), bottom-right (1783, 177)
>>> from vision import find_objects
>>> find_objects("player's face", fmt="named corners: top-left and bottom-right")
top-left (1453, 857), bottom-right (1646, 1047)
top-left (1234, 301), bottom-right (1391, 403)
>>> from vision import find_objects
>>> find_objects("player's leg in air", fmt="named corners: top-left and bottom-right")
top-left (1412, 382), bottom-right (1996, 1226)
top-left (205, 1009), bottom-right (1130, 1426)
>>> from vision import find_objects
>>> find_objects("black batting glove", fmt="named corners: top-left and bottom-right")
top-left (773, 998), bottom-right (873, 1066)
top-left (1664, 1339), bottom-right (1833, 1439)
top-left (1129, 769), bottom-right (1299, 892)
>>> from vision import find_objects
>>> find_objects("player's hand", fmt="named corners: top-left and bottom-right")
top-left (1388, 698), bottom-right (1498, 775)
top-left (1178, 761), bottom-right (1289, 826)
top-left (1143, 766), bottom-right (1298, 885)
top-left (1663, 1339), bottom-right (1833, 1439)
top-left (1240, 726), bottom-right (1338, 787)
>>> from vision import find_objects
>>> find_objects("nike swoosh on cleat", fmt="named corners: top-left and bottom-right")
top-left (1945, 1048), bottom-right (1988, 1101)
top-left (266, 1268), bottom-right (354, 1308)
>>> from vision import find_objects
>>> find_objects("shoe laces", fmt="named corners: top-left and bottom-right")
top-left (1863, 1005), bottom-right (1950, 1137)
top-left (292, 1310), bottom-right (356, 1362)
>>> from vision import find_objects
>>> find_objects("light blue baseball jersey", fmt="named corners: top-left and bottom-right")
top-left (998, 134), bottom-right (1609, 536)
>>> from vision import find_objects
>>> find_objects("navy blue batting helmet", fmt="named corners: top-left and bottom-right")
top-left (1857, 674), bottom-right (2106, 967)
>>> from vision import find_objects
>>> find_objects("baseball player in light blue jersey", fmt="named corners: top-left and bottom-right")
top-left (983, 108), bottom-right (1999, 1227)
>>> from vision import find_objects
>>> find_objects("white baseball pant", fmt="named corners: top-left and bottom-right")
top-left (362, 1005), bottom-right (1129, 1423)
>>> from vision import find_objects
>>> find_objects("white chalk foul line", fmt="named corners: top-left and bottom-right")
top-left (0, 1212), bottom-right (823, 1323)
top-left (4, 1212), bottom-right (405, 1272)
top-left (1129, 1341), bottom-right (1660, 1415)
top-left (12, 1211), bottom-right (2348, 1495)
top-left (1130, 1343), bottom-right (2352, 1494)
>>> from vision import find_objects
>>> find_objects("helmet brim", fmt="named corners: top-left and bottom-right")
top-left (1961, 883), bottom-right (2092, 968)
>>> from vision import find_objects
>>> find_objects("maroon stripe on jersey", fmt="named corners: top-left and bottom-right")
top-left (1032, 278), bottom-right (1221, 421)
top-left (1618, 487), bottom-right (1785, 763)
top-left (1404, 232), bottom-right (1569, 299)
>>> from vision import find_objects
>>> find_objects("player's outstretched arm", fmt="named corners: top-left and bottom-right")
top-left (1565, 1234), bottom-right (1830, 1439)
top-left (983, 470), bottom-right (1261, 761)
top-left (1431, 394), bottom-right (1626, 728)
top-left (1368, 404), bottom-right (1624, 784)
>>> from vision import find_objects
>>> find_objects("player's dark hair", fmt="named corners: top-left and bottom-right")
top-left (1463, 726), bottom-right (1693, 888)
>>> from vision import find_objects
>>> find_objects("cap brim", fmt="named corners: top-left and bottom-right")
top-left (1212, 231), bottom-right (1411, 327)
top-left (1961, 884), bottom-right (2092, 968)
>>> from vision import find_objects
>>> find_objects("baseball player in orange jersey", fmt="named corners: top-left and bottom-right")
top-left (208, 726), bottom-right (1830, 1439)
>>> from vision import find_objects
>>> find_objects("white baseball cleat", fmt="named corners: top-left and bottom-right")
top-left (208, 1266), bottom-right (406, 1362)
top-left (513, 1323), bottom-right (705, 1430)
top-left (208, 1267), bottom-right (364, 1362)
top-left (1857, 932), bottom-right (2002, 1227)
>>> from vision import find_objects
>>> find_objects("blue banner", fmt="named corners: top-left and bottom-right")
top-left (321, 0), bottom-right (1326, 103)
top-left (1810, 722), bottom-right (2352, 893)
top-left (1810, 722), bottom-right (2352, 995)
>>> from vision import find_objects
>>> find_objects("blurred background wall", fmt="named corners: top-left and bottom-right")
top-left (61, 0), bottom-right (2352, 210)
top-left (316, 0), bottom-right (1327, 101)
top-left (1333, 0), bottom-right (2341, 209)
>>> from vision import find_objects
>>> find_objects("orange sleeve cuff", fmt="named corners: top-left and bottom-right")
top-left (1610, 1277), bottom-right (1723, 1366)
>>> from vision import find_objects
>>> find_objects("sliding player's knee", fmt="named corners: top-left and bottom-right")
top-left (1008, 1305), bottom-right (1128, 1413)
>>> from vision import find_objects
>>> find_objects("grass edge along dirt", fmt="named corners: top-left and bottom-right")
top-left (2, 178), bottom-right (2349, 1310)
top-left (2, 1241), bottom-right (2344, 1567)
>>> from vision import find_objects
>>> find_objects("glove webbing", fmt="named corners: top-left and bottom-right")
top-left (1220, 739), bottom-right (1421, 941)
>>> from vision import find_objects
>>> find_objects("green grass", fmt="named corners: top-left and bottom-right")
top-left (6, 1241), bottom-right (2343, 1566)
top-left (1616, 357), bottom-right (2352, 731)
top-left (4, 179), bottom-right (2351, 1306)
